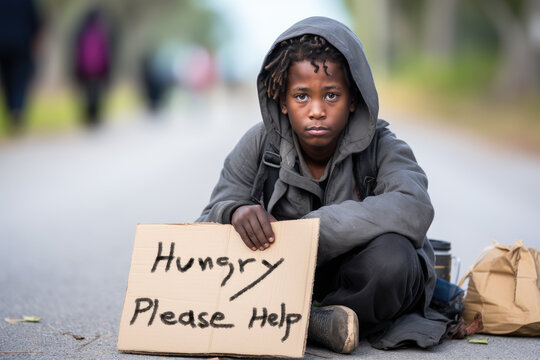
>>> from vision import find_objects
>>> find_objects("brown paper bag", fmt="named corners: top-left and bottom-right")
top-left (459, 241), bottom-right (540, 336)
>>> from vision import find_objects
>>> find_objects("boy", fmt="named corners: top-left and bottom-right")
top-left (198, 17), bottom-right (448, 353)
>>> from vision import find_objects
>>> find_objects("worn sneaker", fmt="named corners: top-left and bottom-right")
top-left (308, 305), bottom-right (359, 354)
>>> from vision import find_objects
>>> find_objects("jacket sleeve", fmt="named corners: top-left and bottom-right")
top-left (196, 123), bottom-right (266, 223)
top-left (303, 127), bottom-right (434, 264)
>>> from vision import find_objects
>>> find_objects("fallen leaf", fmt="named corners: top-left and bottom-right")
top-left (22, 316), bottom-right (41, 322)
top-left (469, 339), bottom-right (488, 344)
top-left (4, 318), bottom-right (22, 325)
top-left (466, 336), bottom-right (488, 344)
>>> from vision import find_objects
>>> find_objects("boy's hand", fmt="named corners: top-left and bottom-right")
top-left (231, 205), bottom-right (277, 251)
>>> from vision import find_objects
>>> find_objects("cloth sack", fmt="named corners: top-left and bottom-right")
top-left (459, 241), bottom-right (540, 335)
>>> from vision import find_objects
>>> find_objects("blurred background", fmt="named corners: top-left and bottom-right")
top-left (0, 0), bottom-right (538, 146)
top-left (1, 0), bottom-right (540, 306)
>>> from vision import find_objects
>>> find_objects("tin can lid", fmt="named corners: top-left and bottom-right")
top-left (429, 239), bottom-right (451, 251)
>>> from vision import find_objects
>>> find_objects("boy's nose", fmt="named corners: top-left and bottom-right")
top-left (309, 100), bottom-right (326, 120)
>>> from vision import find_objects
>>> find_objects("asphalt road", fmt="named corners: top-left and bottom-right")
top-left (1, 87), bottom-right (539, 359)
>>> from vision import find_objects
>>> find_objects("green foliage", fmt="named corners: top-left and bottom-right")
top-left (34, 0), bottom-right (228, 78)
top-left (457, 1), bottom-right (500, 53)
top-left (25, 91), bottom-right (79, 133)
top-left (112, 0), bottom-right (225, 49)
top-left (392, 51), bottom-right (498, 97)
top-left (0, 85), bottom-right (137, 138)
top-left (0, 89), bottom-right (78, 137)
top-left (505, 0), bottom-right (528, 15)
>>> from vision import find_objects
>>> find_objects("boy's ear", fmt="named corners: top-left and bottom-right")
top-left (279, 97), bottom-right (288, 114)
top-left (349, 99), bottom-right (356, 113)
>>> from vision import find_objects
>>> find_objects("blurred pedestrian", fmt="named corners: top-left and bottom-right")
top-left (183, 46), bottom-right (216, 91)
top-left (140, 50), bottom-right (169, 113)
top-left (0, 0), bottom-right (42, 133)
top-left (72, 6), bottom-right (115, 126)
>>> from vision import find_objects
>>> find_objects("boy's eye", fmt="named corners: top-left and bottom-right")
top-left (326, 93), bottom-right (339, 101)
top-left (295, 94), bottom-right (308, 102)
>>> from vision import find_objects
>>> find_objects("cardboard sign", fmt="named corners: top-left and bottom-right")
top-left (118, 219), bottom-right (320, 358)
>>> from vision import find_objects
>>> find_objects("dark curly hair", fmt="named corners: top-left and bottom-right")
top-left (262, 34), bottom-right (359, 102)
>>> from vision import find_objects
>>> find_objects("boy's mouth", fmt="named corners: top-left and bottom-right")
top-left (306, 126), bottom-right (329, 136)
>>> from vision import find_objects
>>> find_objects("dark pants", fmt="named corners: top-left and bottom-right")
top-left (0, 48), bottom-right (33, 127)
top-left (79, 78), bottom-right (106, 125)
top-left (313, 233), bottom-right (425, 338)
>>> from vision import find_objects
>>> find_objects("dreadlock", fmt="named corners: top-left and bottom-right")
top-left (262, 34), bottom-right (358, 101)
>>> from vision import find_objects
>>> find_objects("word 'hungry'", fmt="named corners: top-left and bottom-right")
top-left (151, 242), bottom-right (284, 301)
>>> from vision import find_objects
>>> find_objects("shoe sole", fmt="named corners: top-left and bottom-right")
top-left (335, 306), bottom-right (359, 354)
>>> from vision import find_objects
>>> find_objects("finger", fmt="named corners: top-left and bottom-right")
top-left (268, 214), bottom-right (277, 222)
top-left (255, 210), bottom-right (275, 244)
top-left (247, 217), bottom-right (269, 250)
top-left (243, 220), bottom-right (265, 250)
top-left (234, 223), bottom-right (257, 251)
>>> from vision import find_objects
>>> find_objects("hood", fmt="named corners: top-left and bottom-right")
top-left (257, 16), bottom-right (379, 158)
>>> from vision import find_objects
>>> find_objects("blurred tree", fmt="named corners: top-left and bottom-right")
top-left (343, 0), bottom-right (391, 76)
top-left (35, 0), bottom-right (227, 84)
top-left (344, 0), bottom-right (540, 98)
top-left (423, 0), bottom-right (459, 61)
top-left (100, 0), bottom-right (226, 78)
top-left (478, 0), bottom-right (540, 98)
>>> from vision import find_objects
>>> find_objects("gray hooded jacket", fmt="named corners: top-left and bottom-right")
top-left (198, 17), bottom-right (449, 348)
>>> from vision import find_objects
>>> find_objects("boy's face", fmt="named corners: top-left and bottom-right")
top-left (280, 60), bottom-right (355, 161)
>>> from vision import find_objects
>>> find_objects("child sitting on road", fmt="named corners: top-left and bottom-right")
top-left (198, 16), bottom-right (448, 353)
